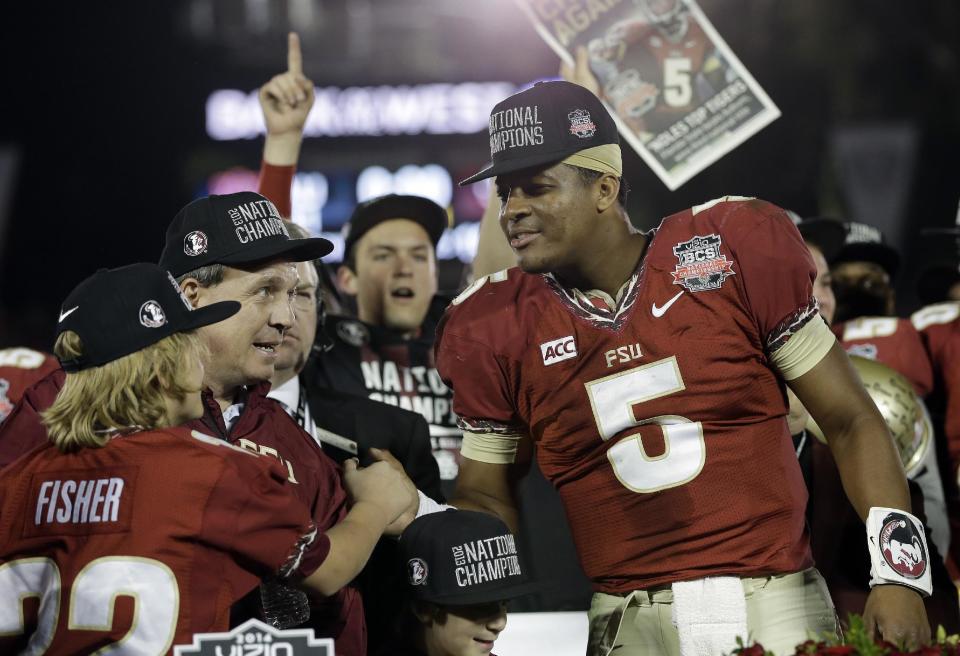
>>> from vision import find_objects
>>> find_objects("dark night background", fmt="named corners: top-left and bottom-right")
top-left (1, 0), bottom-right (958, 349)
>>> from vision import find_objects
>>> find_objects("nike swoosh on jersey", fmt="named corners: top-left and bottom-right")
top-left (58, 306), bottom-right (79, 322)
top-left (651, 291), bottom-right (684, 318)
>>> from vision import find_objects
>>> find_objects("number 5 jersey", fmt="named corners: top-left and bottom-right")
top-left (436, 197), bottom-right (836, 594)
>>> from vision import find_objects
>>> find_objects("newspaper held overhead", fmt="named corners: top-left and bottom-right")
top-left (517, 0), bottom-right (780, 190)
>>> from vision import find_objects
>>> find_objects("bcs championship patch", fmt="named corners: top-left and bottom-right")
top-left (671, 234), bottom-right (735, 293)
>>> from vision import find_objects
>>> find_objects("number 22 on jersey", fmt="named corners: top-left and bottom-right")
top-left (585, 356), bottom-right (705, 494)
top-left (0, 556), bottom-right (178, 654)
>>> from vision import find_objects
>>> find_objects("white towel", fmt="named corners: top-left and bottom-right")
top-left (671, 576), bottom-right (749, 656)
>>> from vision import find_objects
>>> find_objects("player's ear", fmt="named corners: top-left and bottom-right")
top-left (179, 279), bottom-right (203, 309)
top-left (596, 173), bottom-right (620, 212)
top-left (336, 265), bottom-right (359, 297)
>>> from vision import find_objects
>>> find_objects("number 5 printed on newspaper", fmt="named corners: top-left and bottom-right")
top-left (517, 0), bottom-right (780, 190)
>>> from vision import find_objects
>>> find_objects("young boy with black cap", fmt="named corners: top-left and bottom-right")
top-left (0, 263), bottom-right (413, 654)
top-left (395, 510), bottom-right (537, 656)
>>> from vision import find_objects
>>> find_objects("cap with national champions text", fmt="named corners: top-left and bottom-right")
top-left (55, 263), bottom-right (240, 372)
top-left (400, 510), bottom-right (538, 606)
top-left (159, 191), bottom-right (333, 277)
top-left (461, 80), bottom-right (621, 185)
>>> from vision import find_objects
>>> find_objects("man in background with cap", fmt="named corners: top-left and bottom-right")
top-left (435, 74), bottom-right (930, 653)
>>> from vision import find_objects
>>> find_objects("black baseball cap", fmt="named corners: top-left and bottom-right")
top-left (795, 217), bottom-right (846, 262)
top-left (159, 191), bottom-right (333, 277)
top-left (400, 510), bottom-right (539, 606)
top-left (55, 263), bottom-right (240, 372)
top-left (342, 194), bottom-right (449, 259)
top-left (461, 80), bottom-right (619, 185)
top-left (834, 221), bottom-right (901, 278)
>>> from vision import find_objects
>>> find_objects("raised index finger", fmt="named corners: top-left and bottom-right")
top-left (287, 32), bottom-right (303, 75)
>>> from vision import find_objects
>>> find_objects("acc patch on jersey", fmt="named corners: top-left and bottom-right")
top-left (671, 234), bottom-right (735, 293)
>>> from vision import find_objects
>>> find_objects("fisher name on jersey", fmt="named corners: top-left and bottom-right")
top-left (436, 197), bottom-right (830, 594)
top-left (0, 426), bottom-right (324, 655)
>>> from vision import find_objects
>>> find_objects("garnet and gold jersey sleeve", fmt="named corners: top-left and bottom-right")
top-left (708, 198), bottom-right (819, 354)
top-left (436, 270), bottom-right (529, 450)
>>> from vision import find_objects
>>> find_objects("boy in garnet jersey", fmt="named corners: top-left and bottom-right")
top-left (0, 263), bottom-right (412, 655)
top-left (434, 73), bottom-right (931, 654)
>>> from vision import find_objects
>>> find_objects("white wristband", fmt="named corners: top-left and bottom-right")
top-left (414, 490), bottom-right (456, 519)
top-left (866, 506), bottom-right (932, 597)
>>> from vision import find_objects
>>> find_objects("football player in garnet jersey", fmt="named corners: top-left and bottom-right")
top-left (434, 78), bottom-right (930, 654)
top-left (0, 263), bottom-right (413, 655)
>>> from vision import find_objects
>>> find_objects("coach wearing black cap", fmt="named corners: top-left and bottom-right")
top-left (160, 190), bottom-right (391, 656)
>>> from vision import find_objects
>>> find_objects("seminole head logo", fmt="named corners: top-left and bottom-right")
top-left (139, 301), bottom-right (167, 329)
top-left (183, 230), bottom-right (209, 257)
top-left (407, 558), bottom-right (428, 586)
top-left (880, 512), bottom-right (927, 579)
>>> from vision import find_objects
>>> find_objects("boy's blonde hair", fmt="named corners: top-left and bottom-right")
top-left (41, 330), bottom-right (207, 452)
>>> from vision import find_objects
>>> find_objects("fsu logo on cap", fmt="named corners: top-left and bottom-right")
top-left (407, 558), bottom-right (428, 586)
top-left (184, 230), bottom-right (208, 256)
top-left (568, 109), bottom-right (597, 139)
top-left (879, 512), bottom-right (927, 579)
top-left (139, 301), bottom-right (167, 328)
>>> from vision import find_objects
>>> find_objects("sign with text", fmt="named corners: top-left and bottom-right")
top-left (517, 0), bottom-right (780, 189)
top-left (174, 618), bottom-right (333, 656)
